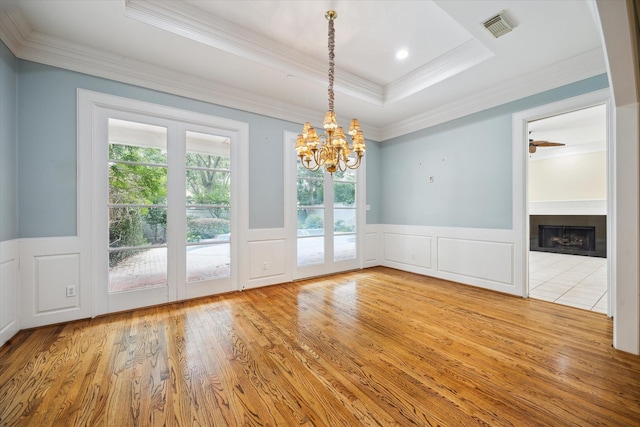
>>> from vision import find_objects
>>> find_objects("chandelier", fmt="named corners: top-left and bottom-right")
top-left (295, 10), bottom-right (366, 175)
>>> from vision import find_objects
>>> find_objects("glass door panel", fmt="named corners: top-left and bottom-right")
top-left (108, 118), bottom-right (168, 294)
top-left (185, 131), bottom-right (231, 282)
top-left (334, 207), bottom-right (356, 262)
top-left (297, 162), bottom-right (325, 266)
top-left (333, 171), bottom-right (357, 262)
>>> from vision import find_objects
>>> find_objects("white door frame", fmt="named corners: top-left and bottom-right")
top-left (78, 89), bottom-right (249, 316)
top-left (284, 130), bottom-right (366, 280)
top-left (512, 88), bottom-right (614, 316)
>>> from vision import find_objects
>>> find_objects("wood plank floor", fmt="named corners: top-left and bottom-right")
top-left (1, 267), bottom-right (639, 426)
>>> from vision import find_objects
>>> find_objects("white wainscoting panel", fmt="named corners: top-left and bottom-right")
top-left (378, 225), bottom-right (521, 296)
top-left (35, 254), bottom-right (80, 312)
top-left (383, 231), bottom-right (432, 273)
top-left (249, 240), bottom-right (287, 280)
top-left (437, 238), bottom-right (513, 286)
top-left (0, 240), bottom-right (20, 348)
top-left (20, 237), bottom-right (92, 328)
top-left (244, 228), bottom-right (291, 290)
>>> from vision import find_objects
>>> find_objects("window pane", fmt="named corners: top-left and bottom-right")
top-left (109, 207), bottom-right (167, 248)
top-left (334, 208), bottom-right (356, 233)
top-left (186, 131), bottom-right (230, 206)
top-left (108, 119), bottom-right (167, 163)
top-left (185, 169), bottom-right (230, 205)
top-left (186, 154), bottom-right (230, 170)
top-left (109, 163), bottom-right (167, 205)
top-left (297, 162), bottom-right (324, 179)
top-left (333, 169), bottom-right (356, 182)
top-left (186, 209), bottom-right (231, 243)
top-left (109, 247), bottom-right (167, 292)
top-left (297, 178), bottom-right (324, 206)
top-left (334, 181), bottom-right (355, 205)
top-left (187, 243), bottom-right (230, 281)
top-left (297, 208), bottom-right (324, 235)
top-left (186, 131), bottom-right (230, 159)
top-left (298, 236), bottom-right (324, 266)
top-left (109, 143), bottom-right (167, 164)
top-left (334, 235), bottom-right (356, 262)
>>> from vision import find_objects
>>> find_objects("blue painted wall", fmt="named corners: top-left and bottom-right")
top-left (380, 74), bottom-right (609, 229)
top-left (0, 41), bottom-right (18, 241)
top-left (16, 60), bottom-right (307, 237)
top-left (6, 53), bottom-right (607, 238)
top-left (364, 139), bottom-right (382, 225)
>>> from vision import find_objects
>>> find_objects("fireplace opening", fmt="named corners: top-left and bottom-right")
top-left (538, 225), bottom-right (596, 254)
top-left (530, 215), bottom-right (605, 257)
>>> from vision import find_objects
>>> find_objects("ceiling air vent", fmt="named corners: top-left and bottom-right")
top-left (482, 12), bottom-right (513, 38)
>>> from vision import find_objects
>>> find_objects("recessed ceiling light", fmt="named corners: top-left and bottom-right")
top-left (396, 49), bottom-right (408, 60)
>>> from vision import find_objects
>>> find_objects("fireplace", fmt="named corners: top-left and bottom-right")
top-left (538, 225), bottom-right (596, 255)
top-left (530, 215), bottom-right (606, 257)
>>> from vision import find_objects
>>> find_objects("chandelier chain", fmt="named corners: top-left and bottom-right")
top-left (328, 16), bottom-right (335, 112)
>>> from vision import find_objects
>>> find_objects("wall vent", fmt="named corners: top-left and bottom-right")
top-left (482, 12), bottom-right (513, 38)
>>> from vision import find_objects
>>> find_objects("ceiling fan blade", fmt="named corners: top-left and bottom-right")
top-left (529, 140), bottom-right (565, 147)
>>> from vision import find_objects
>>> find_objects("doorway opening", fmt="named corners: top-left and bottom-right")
top-left (526, 102), bottom-right (610, 314)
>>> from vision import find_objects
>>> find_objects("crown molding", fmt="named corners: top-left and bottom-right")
top-left (379, 48), bottom-right (608, 141)
top-left (0, 2), bottom-right (29, 53)
top-left (0, 4), bottom-right (605, 143)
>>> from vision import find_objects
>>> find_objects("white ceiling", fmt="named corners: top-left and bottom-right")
top-left (0, 0), bottom-right (607, 141)
top-left (528, 104), bottom-right (607, 160)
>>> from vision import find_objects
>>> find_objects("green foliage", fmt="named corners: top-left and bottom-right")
top-left (186, 154), bottom-right (231, 219)
top-left (107, 145), bottom-right (234, 265)
top-left (332, 170), bottom-right (355, 181)
top-left (187, 216), bottom-right (231, 242)
top-left (109, 144), bottom-right (167, 205)
top-left (303, 214), bottom-right (323, 229)
top-left (297, 178), bottom-right (324, 206)
top-left (109, 207), bottom-right (147, 266)
top-left (144, 206), bottom-right (167, 243)
top-left (334, 182), bottom-right (355, 205)
top-left (297, 175), bottom-right (355, 207)
top-left (109, 144), bottom-right (168, 266)
top-left (334, 219), bottom-right (355, 232)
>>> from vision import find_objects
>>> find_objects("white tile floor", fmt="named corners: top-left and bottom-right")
top-left (529, 251), bottom-right (608, 314)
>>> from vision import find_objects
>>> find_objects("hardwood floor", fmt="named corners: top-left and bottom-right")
top-left (1, 267), bottom-right (639, 426)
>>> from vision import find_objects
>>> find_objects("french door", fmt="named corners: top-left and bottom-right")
top-left (90, 101), bottom-right (242, 314)
top-left (287, 132), bottom-right (363, 279)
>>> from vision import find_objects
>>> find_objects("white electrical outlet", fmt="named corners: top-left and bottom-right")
top-left (66, 285), bottom-right (76, 297)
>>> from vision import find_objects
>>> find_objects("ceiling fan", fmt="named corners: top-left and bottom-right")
top-left (529, 132), bottom-right (565, 153)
